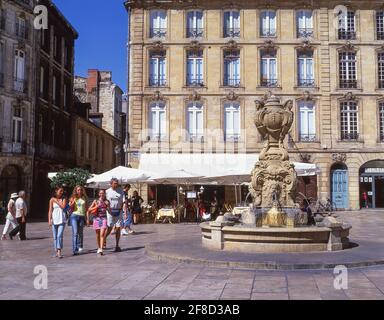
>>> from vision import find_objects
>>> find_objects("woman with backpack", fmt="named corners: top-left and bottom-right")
top-left (48, 186), bottom-right (67, 258)
top-left (87, 189), bottom-right (110, 256)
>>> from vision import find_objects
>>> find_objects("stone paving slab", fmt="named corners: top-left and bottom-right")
top-left (146, 212), bottom-right (384, 270)
top-left (0, 211), bottom-right (384, 300)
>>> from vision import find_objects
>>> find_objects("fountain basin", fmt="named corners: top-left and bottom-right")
top-left (201, 222), bottom-right (351, 253)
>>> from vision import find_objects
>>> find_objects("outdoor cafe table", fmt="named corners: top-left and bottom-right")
top-left (155, 208), bottom-right (176, 223)
top-left (232, 207), bottom-right (250, 215)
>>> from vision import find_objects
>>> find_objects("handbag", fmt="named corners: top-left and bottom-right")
top-left (89, 206), bottom-right (98, 216)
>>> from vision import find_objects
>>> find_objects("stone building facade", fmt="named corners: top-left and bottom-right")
top-left (125, 0), bottom-right (384, 210)
top-left (31, 0), bottom-right (78, 217)
top-left (73, 100), bottom-right (120, 174)
top-left (0, 0), bottom-right (36, 212)
top-left (74, 69), bottom-right (125, 139)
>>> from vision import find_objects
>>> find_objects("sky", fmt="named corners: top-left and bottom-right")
top-left (54, 0), bottom-right (128, 91)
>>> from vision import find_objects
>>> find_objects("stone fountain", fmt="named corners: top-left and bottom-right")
top-left (201, 96), bottom-right (351, 253)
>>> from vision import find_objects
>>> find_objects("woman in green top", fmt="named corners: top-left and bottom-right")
top-left (69, 186), bottom-right (88, 255)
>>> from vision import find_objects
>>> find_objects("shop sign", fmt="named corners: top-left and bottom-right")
top-left (365, 168), bottom-right (384, 174)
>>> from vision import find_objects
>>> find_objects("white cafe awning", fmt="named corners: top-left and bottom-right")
top-left (139, 153), bottom-right (318, 185)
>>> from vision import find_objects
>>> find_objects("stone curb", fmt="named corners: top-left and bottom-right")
top-left (145, 244), bottom-right (384, 271)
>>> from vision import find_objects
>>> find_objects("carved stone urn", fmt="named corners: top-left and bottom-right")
top-left (250, 96), bottom-right (303, 228)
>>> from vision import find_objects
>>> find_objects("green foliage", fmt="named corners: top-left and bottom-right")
top-left (50, 168), bottom-right (92, 190)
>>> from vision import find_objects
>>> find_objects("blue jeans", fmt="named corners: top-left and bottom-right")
top-left (52, 223), bottom-right (65, 250)
top-left (70, 214), bottom-right (85, 253)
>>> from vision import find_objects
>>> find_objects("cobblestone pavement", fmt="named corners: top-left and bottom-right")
top-left (1, 211), bottom-right (384, 300)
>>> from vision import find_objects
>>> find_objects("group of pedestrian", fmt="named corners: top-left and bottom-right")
top-left (47, 178), bottom-right (142, 258)
top-left (1, 191), bottom-right (28, 241)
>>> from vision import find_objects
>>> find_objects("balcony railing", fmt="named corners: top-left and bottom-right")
top-left (15, 22), bottom-right (29, 40)
top-left (187, 28), bottom-right (204, 38)
top-left (378, 31), bottom-right (384, 40)
top-left (224, 27), bottom-right (240, 38)
top-left (298, 78), bottom-right (315, 87)
top-left (299, 134), bottom-right (316, 142)
top-left (338, 29), bottom-right (356, 40)
top-left (223, 78), bottom-right (241, 87)
top-left (339, 79), bottom-right (357, 89)
top-left (261, 29), bottom-right (277, 37)
top-left (149, 77), bottom-right (167, 87)
top-left (0, 139), bottom-right (27, 154)
top-left (0, 72), bottom-right (4, 87)
top-left (187, 78), bottom-right (204, 86)
top-left (297, 28), bottom-right (314, 38)
top-left (261, 78), bottom-right (278, 87)
top-left (13, 78), bottom-right (28, 93)
top-left (341, 132), bottom-right (359, 141)
top-left (150, 28), bottom-right (167, 38)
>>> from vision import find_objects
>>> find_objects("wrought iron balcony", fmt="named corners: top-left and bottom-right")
top-left (261, 29), bottom-right (277, 37)
top-left (299, 134), bottom-right (316, 142)
top-left (297, 28), bottom-right (314, 38)
top-left (378, 31), bottom-right (384, 40)
top-left (224, 27), bottom-right (240, 38)
top-left (298, 78), bottom-right (315, 87)
top-left (186, 78), bottom-right (204, 87)
top-left (13, 78), bottom-right (28, 93)
top-left (149, 77), bottom-right (167, 87)
top-left (187, 28), bottom-right (204, 38)
top-left (15, 22), bottom-right (29, 40)
top-left (341, 132), bottom-right (359, 141)
top-left (338, 29), bottom-right (356, 40)
top-left (339, 79), bottom-right (357, 89)
top-left (223, 78), bottom-right (241, 87)
top-left (260, 78), bottom-right (278, 87)
top-left (0, 139), bottom-right (27, 154)
top-left (150, 28), bottom-right (167, 38)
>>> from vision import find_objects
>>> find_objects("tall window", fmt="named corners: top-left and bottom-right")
top-left (0, 9), bottom-right (5, 31)
top-left (187, 10), bottom-right (203, 38)
top-left (297, 10), bottom-right (313, 38)
top-left (187, 50), bottom-right (203, 86)
top-left (298, 102), bottom-right (316, 142)
top-left (379, 52), bottom-right (384, 89)
top-left (261, 50), bottom-right (277, 87)
top-left (63, 83), bottom-right (67, 110)
top-left (39, 66), bottom-right (44, 96)
top-left (260, 10), bottom-right (276, 37)
top-left (149, 51), bottom-right (166, 86)
top-left (86, 132), bottom-right (90, 159)
top-left (379, 103), bottom-right (384, 141)
top-left (338, 11), bottom-right (356, 40)
top-left (224, 103), bottom-right (240, 141)
top-left (340, 101), bottom-right (358, 140)
top-left (16, 17), bottom-right (27, 39)
top-left (13, 49), bottom-right (25, 92)
top-left (52, 75), bottom-right (57, 105)
top-left (377, 11), bottom-right (384, 40)
top-left (223, 50), bottom-right (240, 86)
top-left (51, 120), bottom-right (55, 145)
top-left (223, 11), bottom-right (240, 38)
top-left (12, 107), bottom-right (23, 143)
top-left (0, 42), bottom-right (4, 88)
top-left (297, 51), bottom-right (314, 87)
top-left (38, 114), bottom-right (43, 143)
top-left (187, 102), bottom-right (203, 140)
top-left (149, 102), bottom-right (166, 140)
top-left (339, 52), bottom-right (357, 89)
top-left (150, 10), bottom-right (167, 38)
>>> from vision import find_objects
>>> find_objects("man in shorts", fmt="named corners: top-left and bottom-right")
top-left (106, 178), bottom-right (126, 252)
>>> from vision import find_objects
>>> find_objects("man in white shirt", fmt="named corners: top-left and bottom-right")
top-left (9, 191), bottom-right (27, 240)
top-left (105, 178), bottom-right (126, 252)
top-left (1, 193), bottom-right (19, 240)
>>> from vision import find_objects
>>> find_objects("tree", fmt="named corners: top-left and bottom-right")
top-left (50, 168), bottom-right (92, 191)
